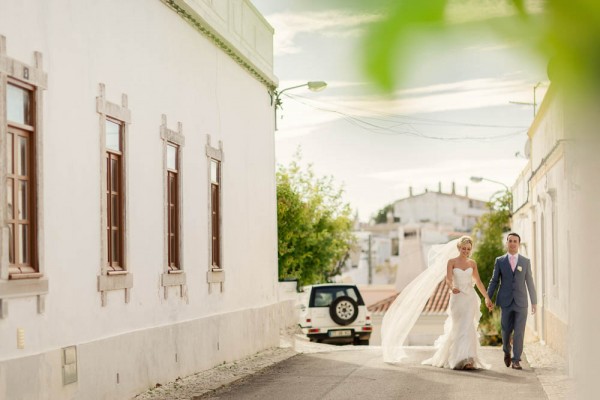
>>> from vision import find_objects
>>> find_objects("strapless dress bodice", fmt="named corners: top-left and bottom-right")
top-left (453, 268), bottom-right (474, 291)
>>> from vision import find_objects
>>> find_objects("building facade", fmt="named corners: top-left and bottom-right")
top-left (393, 186), bottom-right (486, 232)
top-left (511, 85), bottom-right (573, 362)
top-left (0, 1), bottom-right (282, 398)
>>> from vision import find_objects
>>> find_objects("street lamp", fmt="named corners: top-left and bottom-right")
top-left (470, 176), bottom-right (512, 213)
top-left (469, 176), bottom-right (509, 192)
top-left (270, 81), bottom-right (327, 130)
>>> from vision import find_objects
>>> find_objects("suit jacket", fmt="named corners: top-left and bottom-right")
top-left (487, 253), bottom-right (537, 308)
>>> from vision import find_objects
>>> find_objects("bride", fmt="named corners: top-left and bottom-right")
top-left (381, 235), bottom-right (492, 370)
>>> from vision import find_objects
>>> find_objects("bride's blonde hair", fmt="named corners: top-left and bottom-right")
top-left (457, 235), bottom-right (473, 248)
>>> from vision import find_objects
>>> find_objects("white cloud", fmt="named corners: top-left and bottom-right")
top-left (283, 78), bottom-right (544, 122)
top-left (362, 158), bottom-right (523, 183)
top-left (265, 10), bottom-right (382, 56)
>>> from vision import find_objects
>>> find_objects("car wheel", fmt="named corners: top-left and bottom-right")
top-left (329, 296), bottom-right (359, 325)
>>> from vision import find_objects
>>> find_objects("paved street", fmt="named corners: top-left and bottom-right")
top-left (199, 346), bottom-right (548, 400)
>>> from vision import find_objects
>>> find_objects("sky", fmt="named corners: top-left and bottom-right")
top-left (252, 0), bottom-right (548, 222)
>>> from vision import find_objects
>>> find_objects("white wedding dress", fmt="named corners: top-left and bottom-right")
top-left (381, 239), bottom-right (490, 370)
top-left (421, 267), bottom-right (490, 369)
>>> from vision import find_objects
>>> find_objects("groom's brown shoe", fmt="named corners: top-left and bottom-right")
top-left (512, 361), bottom-right (523, 370)
top-left (504, 352), bottom-right (511, 367)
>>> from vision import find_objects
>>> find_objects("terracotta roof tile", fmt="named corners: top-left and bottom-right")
top-left (422, 280), bottom-right (451, 315)
top-left (367, 279), bottom-right (451, 315)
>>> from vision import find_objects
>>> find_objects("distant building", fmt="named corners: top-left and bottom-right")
top-left (393, 184), bottom-right (487, 232)
top-left (341, 227), bottom-right (400, 286)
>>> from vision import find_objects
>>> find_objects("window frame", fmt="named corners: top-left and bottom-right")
top-left (210, 158), bottom-right (221, 269)
top-left (205, 136), bottom-right (224, 293)
top-left (6, 81), bottom-right (38, 278)
top-left (96, 83), bottom-right (132, 306)
top-left (159, 116), bottom-right (186, 299)
top-left (167, 148), bottom-right (179, 271)
top-left (0, 36), bottom-right (48, 318)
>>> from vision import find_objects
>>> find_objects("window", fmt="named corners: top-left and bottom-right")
top-left (96, 83), bottom-right (132, 305)
top-left (210, 158), bottom-right (221, 269)
top-left (159, 116), bottom-right (186, 298)
top-left (105, 118), bottom-right (124, 271)
top-left (167, 143), bottom-right (179, 270)
top-left (6, 81), bottom-right (37, 278)
top-left (550, 190), bottom-right (558, 289)
top-left (309, 286), bottom-right (365, 307)
top-left (205, 137), bottom-right (224, 292)
top-left (0, 38), bottom-right (48, 317)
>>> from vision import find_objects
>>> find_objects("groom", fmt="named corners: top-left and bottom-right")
top-left (486, 232), bottom-right (537, 370)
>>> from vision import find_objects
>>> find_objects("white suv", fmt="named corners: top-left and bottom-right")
top-left (298, 284), bottom-right (372, 345)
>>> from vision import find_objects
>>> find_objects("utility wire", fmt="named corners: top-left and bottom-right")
top-left (286, 93), bottom-right (529, 129)
top-left (284, 93), bottom-right (526, 141)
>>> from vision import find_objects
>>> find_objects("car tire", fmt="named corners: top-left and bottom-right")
top-left (329, 296), bottom-right (359, 326)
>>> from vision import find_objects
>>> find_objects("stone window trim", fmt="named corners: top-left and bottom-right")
top-left (96, 83), bottom-right (132, 306)
top-left (160, 114), bottom-right (187, 301)
top-left (0, 35), bottom-right (48, 318)
top-left (547, 187), bottom-right (559, 296)
top-left (206, 135), bottom-right (224, 293)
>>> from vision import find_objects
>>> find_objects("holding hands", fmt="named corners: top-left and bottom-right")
top-left (485, 298), bottom-right (494, 312)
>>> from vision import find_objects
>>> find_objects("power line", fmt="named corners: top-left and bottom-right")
top-left (286, 93), bottom-right (529, 129)
top-left (284, 93), bottom-right (526, 141)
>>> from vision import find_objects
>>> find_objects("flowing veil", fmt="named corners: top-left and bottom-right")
top-left (381, 238), bottom-right (459, 363)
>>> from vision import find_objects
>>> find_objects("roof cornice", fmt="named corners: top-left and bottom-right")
top-left (162, 0), bottom-right (278, 91)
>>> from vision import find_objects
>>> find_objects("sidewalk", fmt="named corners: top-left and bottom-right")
top-left (524, 341), bottom-right (572, 400)
top-left (134, 331), bottom-right (571, 400)
top-left (134, 328), bottom-right (302, 400)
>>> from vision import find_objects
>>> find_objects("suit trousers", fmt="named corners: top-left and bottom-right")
top-left (500, 301), bottom-right (528, 362)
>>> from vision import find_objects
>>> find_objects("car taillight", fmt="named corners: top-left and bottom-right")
top-left (306, 318), bottom-right (311, 323)
top-left (308, 328), bottom-right (320, 333)
top-left (362, 326), bottom-right (372, 331)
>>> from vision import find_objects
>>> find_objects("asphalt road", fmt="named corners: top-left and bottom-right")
top-left (199, 346), bottom-right (547, 400)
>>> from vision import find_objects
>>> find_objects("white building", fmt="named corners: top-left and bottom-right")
top-left (0, 1), bottom-right (286, 399)
top-left (393, 185), bottom-right (487, 232)
top-left (510, 84), bottom-right (600, 395)
top-left (511, 85), bottom-right (574, 360)
top-left (343, 229), bottom-right (398, 285)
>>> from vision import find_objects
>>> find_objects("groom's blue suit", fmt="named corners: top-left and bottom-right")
top-left (487, 253), bottom-right (537, 363)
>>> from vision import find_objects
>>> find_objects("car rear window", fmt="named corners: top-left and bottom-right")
top-left (310, 286), bottom-right (365, 307)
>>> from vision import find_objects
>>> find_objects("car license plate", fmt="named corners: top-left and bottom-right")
top-left (329, 330), bottom-right (351, 337)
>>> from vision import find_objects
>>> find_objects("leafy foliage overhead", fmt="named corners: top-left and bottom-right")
top-left (362, 0), bottom-right (600, 95)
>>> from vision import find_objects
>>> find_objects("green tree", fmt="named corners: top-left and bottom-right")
top-left (277, 154), bottom-right (355, 287)
top-left (372, 203), bottom-right (394, 224)
top-left (471, 191), bottom-right (512, 321)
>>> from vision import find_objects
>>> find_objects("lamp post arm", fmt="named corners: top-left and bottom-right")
top-left (272, 83), bottom-right (309, 108)
top-left (483, 178), bottom-right (509, 192)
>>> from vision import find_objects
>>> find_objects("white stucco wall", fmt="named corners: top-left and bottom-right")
top-left (0, 0), bottom-right (282, 398)
top-left (393, 192), bottom-right (485, 232)
top-left (528, 90), bottom-right (570, 324)
top-left (511, 87), bottom-right (571, 356)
